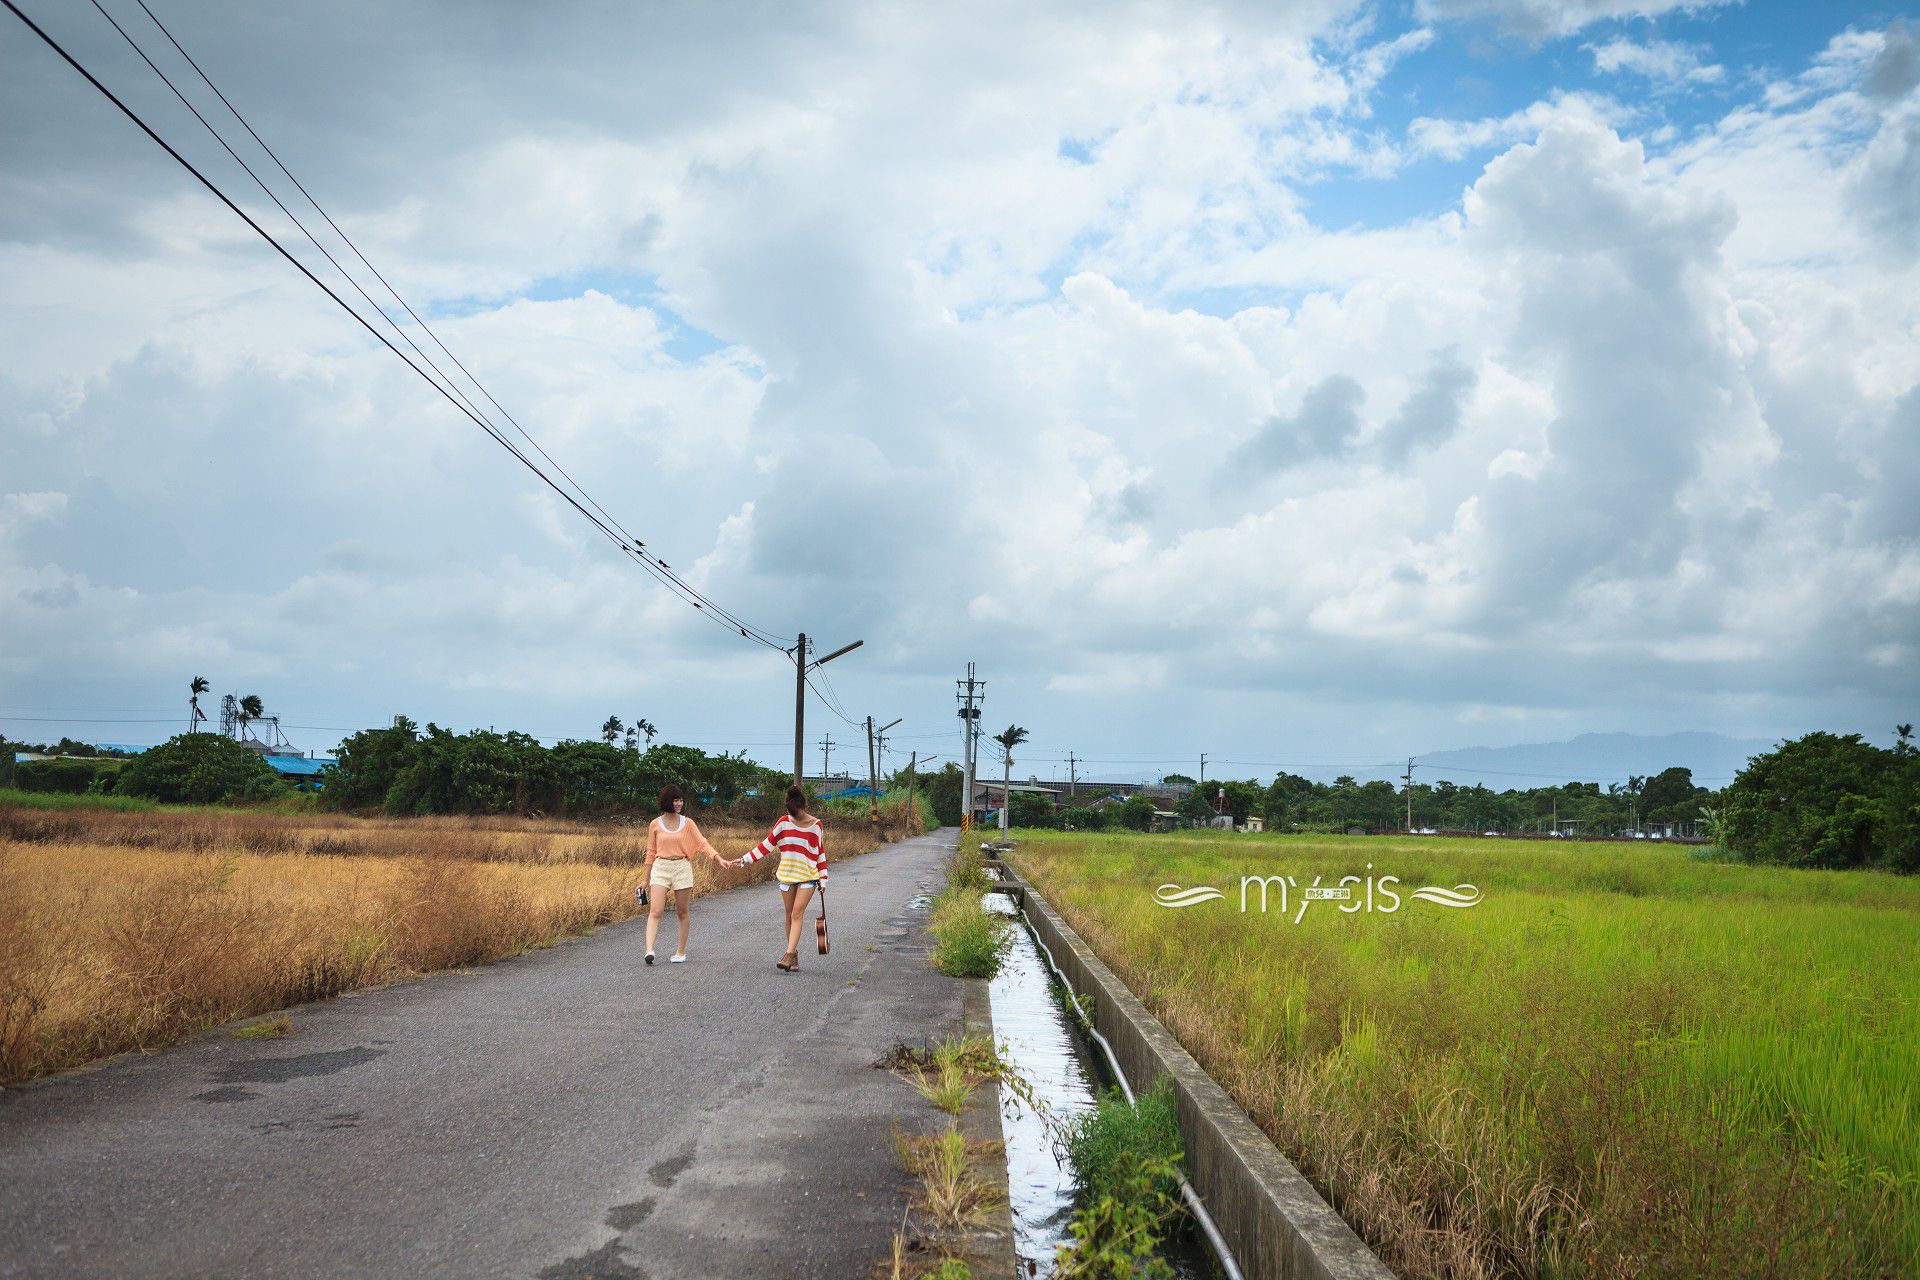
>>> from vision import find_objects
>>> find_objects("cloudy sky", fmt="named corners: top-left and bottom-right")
top-left (2, 0), bottom-right (1916, 783)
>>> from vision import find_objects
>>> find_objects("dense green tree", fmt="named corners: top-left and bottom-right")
top-left (1721, 733), bottom-right (1894, 870)
top-left (1120, 794), bottom-right (1154, 831)
top-left (1010, 791), bottom-right (1057, 828)
top-left (1177, 787), bottom-right (1217, 822)
top-left (920, 762), bottom-right (966, 826)
top-left (1060, 805), bottom-right (1115, 831)
top-left (323, 719), bottom-right (420, 811)
top-left (117, 733), bottom-right (284, 804)
top-left (1640, 766), bottom-right (1704, 825)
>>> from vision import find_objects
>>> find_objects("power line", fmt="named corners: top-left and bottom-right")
top-left (7, 0), bottom-right (787, 653)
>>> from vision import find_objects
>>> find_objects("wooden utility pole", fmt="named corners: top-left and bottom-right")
top-left (792, 632), bottom-right (807, 787)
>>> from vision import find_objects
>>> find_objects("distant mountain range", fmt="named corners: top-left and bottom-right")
top-left (1409, 732), bottom-right (1777, 789)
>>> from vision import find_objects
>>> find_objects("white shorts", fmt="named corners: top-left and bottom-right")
top-left (649, 859), bottom-right (695, 892)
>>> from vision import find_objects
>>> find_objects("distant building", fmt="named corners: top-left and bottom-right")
top-left (263, 754), bottom-right (335, 786)
top-left (973, 778), bottom-right (1062, 824)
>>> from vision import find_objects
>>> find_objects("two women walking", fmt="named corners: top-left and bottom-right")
top-left (639, 782), bottom-right (830, 971)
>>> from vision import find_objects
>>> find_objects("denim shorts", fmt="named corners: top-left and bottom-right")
top-left (777, 878), bottom-right (822, 892)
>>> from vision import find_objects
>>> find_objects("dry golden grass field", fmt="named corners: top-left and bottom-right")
top-left (0, 798), bottom-right (920, 1087)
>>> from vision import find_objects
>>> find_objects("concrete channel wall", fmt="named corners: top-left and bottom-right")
top-left (988, 862), bottom-right (1395, 1280)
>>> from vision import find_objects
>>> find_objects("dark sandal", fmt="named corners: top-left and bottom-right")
top-left (780, 950), bottom-right (799, 972)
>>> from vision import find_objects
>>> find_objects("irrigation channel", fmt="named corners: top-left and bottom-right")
top-left (981, 887), bottom-right (1225, 1279)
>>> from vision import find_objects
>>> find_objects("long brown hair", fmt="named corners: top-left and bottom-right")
top-left (785, 784), bottom-right (809, 818)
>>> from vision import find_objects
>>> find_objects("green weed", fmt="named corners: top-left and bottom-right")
top-left (230, 1013), bottom-right (292, 1039)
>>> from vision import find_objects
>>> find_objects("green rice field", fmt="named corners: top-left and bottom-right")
top-left (1008, 830), bottom-right (1920, 1280)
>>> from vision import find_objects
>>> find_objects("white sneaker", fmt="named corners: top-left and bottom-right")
top-left (670, 953), bottom-right (687, 964)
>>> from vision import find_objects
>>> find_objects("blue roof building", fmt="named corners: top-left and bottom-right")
top-left (263, 754), bottom-right (335, 783)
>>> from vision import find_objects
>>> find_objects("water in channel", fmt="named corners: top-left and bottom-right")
top-left (983, 891), bottom-right (1217, 1278)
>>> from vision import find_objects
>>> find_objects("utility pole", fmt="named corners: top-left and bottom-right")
top-left (792, 633), bottom-right (807, 786)
top-left (955, 664), bottom-right (983, 829)
top-left (820, 733), bottom-right (834, 784)
top-left (867, 717), bottom-right (898, 828)
top-left (1403, 758), bottom-right (1415, 833)
top-left (792, 634), bottom-right (862, 788)
top-left (907, 751), bottom-right (917, 823)
top-left (1068, 751), bottom-right (1077, 802)
top-left (1199, 753), bottom-right (1207, 787)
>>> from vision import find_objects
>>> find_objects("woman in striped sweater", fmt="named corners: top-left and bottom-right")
top-left (729, 785), bottom-right (828, 972)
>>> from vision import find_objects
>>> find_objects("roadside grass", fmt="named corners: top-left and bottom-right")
top-left (887, 1029), bottom-right (1007, 1115)
top-left (928, 846), bottom-right (1010, 979)
top-left (1010, 829), bottom-right (1920, 1279)
top-left (0, 800), bottom-right (912, 1087)
top-left (230, 1013), bottom-right (292, 1040)
top-left (894, 1126), bottom-right (1006, 1230)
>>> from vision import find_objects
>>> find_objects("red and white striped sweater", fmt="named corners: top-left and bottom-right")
top-left (740, 815), bottom-right (828, 883)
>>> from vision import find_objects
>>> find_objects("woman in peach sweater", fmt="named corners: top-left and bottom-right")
top-left (643, 784), bottom-right (726, 964)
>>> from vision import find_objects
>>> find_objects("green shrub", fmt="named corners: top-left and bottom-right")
top-left (1063, 1078), bottom-right (1185, 1207)
top-left (929, 887), bottom-right (1009, 978)
top-left (13, 757), bottom-right (121, 795)
top-left (1053, 1148), bottom-right (1183, 1279)
top-left (116, 734), bottom-right (285, 805)
top-left (945, 845), bottom-right (991, 893)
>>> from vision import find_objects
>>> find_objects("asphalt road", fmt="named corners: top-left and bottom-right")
top-left (0, 827), bottom-right (969, 1279)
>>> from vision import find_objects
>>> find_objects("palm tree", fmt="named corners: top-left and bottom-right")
top-left (188, 676), bottom-right (209, 734)
top-left (601, 715), bottom-right (623, 745)
top-left (634, 717), bottom-right (658, 747)
top-left (992, 724), bottom-right (1029, 833)
top-left (238, 694), bottom-right (265, 741)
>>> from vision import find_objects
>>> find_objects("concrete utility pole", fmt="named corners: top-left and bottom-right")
top-left (1403, 758), bottom-right (1415, 833)
top-left (907, 751), bottom-right (917, 820)
top-left (1199, 753), bottom-right (1207, 787)
top-left (877, 719), bottom-right (900, 795)
top-left (1068, 751), bottom-right (1077, 802)
top-left (955, 664), bottom-right (983, 827)
top-left (792, 634), bottom-right (862, 787)
top-left (792, 633), bottom-right (807, 786)
top-left (866, 717), bottom-right (897, 828)
top-left (820, 733), bottom-right (834, 783)
top-left (1001, 737), bottom-right (1012, 835)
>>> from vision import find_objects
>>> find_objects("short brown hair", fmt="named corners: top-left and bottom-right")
top-left (659, 783), bottom-right (685, 814)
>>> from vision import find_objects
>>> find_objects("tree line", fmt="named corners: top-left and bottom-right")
top-left (1022, 727), bottom-right (1920, 874)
